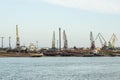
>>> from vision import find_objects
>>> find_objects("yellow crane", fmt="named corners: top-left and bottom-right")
top-left (108, 33), bottom-right (118, 49)
top-left (16, 25), bottom-right (20, 48)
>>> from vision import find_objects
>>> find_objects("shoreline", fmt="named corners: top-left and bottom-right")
top-left (0, 52), bottom-right (120, 57)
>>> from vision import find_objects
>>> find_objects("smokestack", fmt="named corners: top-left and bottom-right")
top-left (59, 28), bottom-right (61, 51)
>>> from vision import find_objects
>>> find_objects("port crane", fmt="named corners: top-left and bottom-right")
top-left (108, 33), bottom-right (118, 49)
top-left (16, 25), bottom-right (20, 49)
top-left (52, 31), bottom-right (55, 49)
top-left (95, 33), bottom-right (107, 50)
top-left (15, 25), bottom-right (28, 53)
top-left (90, 32), bottom-right (95, 50)
top-left (63, 30), bottom-right (68, 50)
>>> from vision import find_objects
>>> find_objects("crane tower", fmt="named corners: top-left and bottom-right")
top-left (59, 28), bottom-right (61, 51)
top-left (16, 25), bottom-right (20, 49)
top-left (90, 32), bottom-right (95, 50)
top-left (63, 30), bottom-right (68, 50)
top-left (52, 31), bottom-right (55, 48)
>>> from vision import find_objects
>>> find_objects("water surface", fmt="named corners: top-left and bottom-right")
top-left (0, 57), bottom-right (120, 80)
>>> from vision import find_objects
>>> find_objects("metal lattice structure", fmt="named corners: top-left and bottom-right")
top-left (95, 33), bottom-right (107, 49)
top-left (108, 33), bottom-right (118, 49)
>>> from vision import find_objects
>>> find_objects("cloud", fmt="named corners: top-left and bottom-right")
top-left (42, 0), bottom-right (120, 14)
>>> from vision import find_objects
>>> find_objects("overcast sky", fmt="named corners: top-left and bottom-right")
top-left (0, 0), bottom-right (120, 48)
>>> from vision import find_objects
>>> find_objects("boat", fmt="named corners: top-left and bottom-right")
top-left (30, 53), bottom-right (43, 57)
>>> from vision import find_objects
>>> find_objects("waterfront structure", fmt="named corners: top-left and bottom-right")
top-left (16, 25), bottom-right (20, 51)
top-left (90, 32), bottom-right (95, 50)
top-left (59, 28), bottom-right (61, 51)
top-left (95, 33), bottom-right (107, 50)
top-left (0, 37), bottom-right (4, 48)
top-left (63, 30), bottom-right (68, 50)
top-left (108, 33), bottom-right (118, 49)
top-left (52, 31), bottom-right (56, 48)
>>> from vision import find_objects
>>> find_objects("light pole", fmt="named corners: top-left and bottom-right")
top-left (9, 37), bottom-right (11, 49)
top-left (36, 41), bottom-right (38, 48)
top-left (1, 37), bottom-right (4, 49)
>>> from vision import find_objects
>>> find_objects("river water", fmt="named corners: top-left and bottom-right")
top-left (0, 57), bottom-right (120, 80)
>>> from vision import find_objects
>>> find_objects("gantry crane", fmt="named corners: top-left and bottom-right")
top-left (95, 33), bottom-right (107, 50)
top-left (108, 33), bottom-right (118, 49)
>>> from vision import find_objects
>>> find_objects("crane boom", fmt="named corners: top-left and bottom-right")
top-left (109, 33), bottom-right (118, 49)
top-left (95, 33), bottom-right (106, 49)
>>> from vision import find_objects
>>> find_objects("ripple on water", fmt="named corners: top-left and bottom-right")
top-left (0, 57), bottom-right (120, 80)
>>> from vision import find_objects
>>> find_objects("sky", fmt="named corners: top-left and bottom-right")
top-left (0, 0), bottom-right (120, 48)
